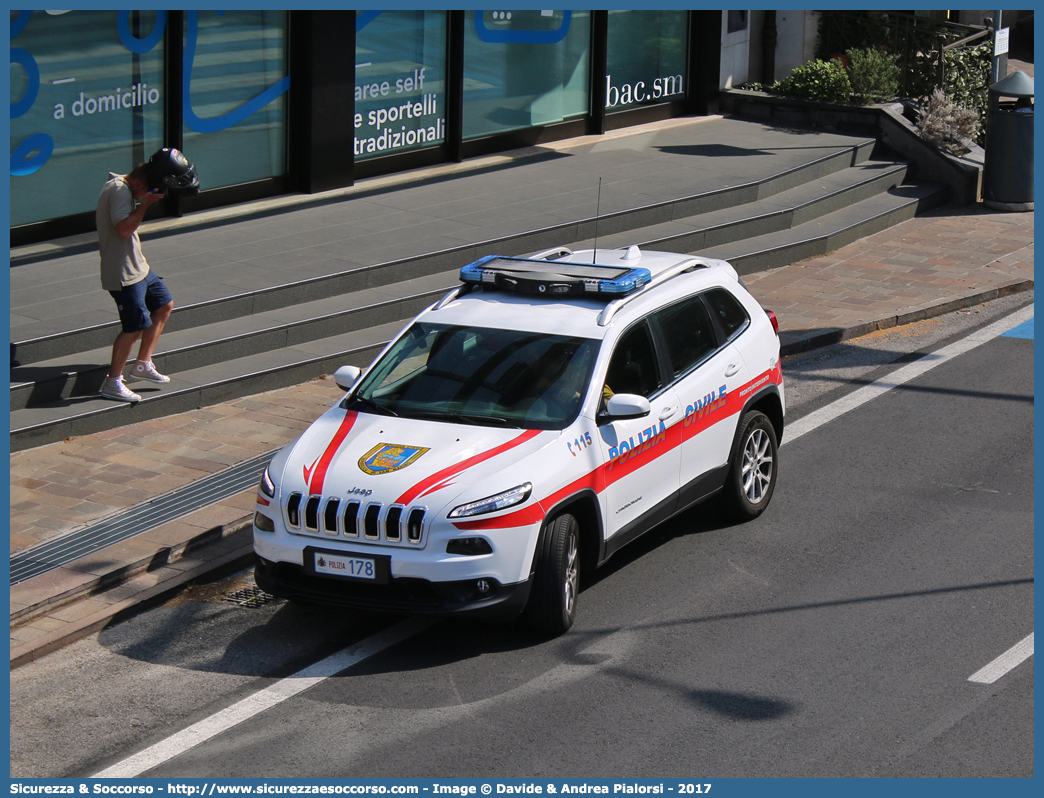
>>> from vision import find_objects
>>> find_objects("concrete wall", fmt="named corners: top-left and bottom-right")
top-left (775, 10), bottom-right (821, 79)
top-left (719, 11), bottom-right (753, 89)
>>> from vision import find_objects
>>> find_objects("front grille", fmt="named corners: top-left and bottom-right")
top-left (285, 492), bottom-right (427, 546)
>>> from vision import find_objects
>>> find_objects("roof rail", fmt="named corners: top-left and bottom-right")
top-left (529, 246), bottom-right (573, 261)
top-left (597, 258), bottom-right (706, 327)
top-left (432, 287), bottom-right (463, 311)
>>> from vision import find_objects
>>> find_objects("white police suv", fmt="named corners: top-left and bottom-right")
top-left (253, 246), bottom-right (784, 635)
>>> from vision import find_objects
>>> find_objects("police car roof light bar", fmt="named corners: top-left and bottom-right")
top-left (459, 255), bottom-right (652, 299)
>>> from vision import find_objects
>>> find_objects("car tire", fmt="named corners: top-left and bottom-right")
top-left (524, 512), bottom-right (580, 635)
top-left (721, 410), bottom-right (778, 521)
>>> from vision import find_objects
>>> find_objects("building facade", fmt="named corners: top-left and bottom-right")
top-left (10, 9), bottom-right (744, 247)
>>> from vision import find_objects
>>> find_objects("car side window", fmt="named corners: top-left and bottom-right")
top-left (653, 295), bottom-right (719, 379)
top-left (704, 287), bottom-right (750, 341)
top-left (604, 321), bottom-right (662, 399)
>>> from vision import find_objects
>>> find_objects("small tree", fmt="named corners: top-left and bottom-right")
top-left (846, 47), bottom-right (901, 104)
top-left (771, 59), bottom-right (852, 104)
top-left (917, 89), bottom-right (981, 156)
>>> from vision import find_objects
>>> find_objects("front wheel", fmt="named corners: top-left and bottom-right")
top-left (721, 410), bottom-right (778, 521)
top-left (524, 512), bottom-right (580, 635)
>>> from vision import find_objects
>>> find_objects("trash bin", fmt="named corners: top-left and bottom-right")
top-left (983, 70), bottom-right (1033, 211)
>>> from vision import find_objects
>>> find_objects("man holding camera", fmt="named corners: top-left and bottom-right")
top-left (96, 148), bottom-right (196, 403)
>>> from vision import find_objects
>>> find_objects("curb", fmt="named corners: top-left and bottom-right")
top-left (8, 277), bottom-right (1035, 668)
top-left (10, 515), bottom-right (254, 626)
top-left (10, 523), bottom-right (255, 670)
top-left (778, 279), bottom-right (1034, 357)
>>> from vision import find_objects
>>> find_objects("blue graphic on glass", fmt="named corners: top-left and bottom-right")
top-left (10, 23), bottom-right (55, 177)
top-left (356, 11), bottom-right (382, 32)
top-left (117, 10), bottom-right (166, 54)
top-left (11, 9), bottom-right (32, 38)
top-left (10, 133), bottom-right (54, 176)
top-left (10, 47), bottom-right (39, 119)
top-left (474, 10), bottom-right (571, 44)
top-left (11, 9), bottom-right (292, 177)
top-left (182, 10), bottom-right (291, 134)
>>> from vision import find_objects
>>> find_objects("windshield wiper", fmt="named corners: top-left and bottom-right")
top-left (349, 395), bottom-right (398, 417)
top-left (408, 410), bottom-right (516, 428)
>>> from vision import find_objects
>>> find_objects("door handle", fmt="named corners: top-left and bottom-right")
top-left (659, 405), bottom-right (678, 420)
top-left (725, 363), bottom-right (741, 377)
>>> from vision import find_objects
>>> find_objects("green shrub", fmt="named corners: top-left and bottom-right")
top-left (944, 41), bottom-right (991, 145)
top-left (771, 59), bottom-right (852, 104)
top-left (846, 47), bottom-right (900, 103)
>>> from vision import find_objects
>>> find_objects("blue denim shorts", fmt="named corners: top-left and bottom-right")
top-left (109, 271), bottom-right (173, 333)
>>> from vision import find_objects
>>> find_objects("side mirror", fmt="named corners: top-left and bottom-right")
top-left (605, 393), bottom-right (651, 420)
top-left (334, 365), bottom-right (362, 391)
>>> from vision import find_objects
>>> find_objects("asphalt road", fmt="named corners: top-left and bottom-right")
top-left (10, 294), bottom-right (1034, 779)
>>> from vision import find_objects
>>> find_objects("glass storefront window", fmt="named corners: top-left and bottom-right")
top-left (354, 10), bottom-right (447, 160)
top-left (463, 10), bottom-right (590, 140)
top-left (10, 10), bottom-right (164, 227)
top-left (606, 10), bottom-right (688, 113)
top-left (181, 10), bottom-right (288, 191)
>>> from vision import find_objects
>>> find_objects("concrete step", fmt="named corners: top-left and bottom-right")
top-left (11, 137), bottom-right (875, 367)
top-left (580, 159), bottom-right (913, 261)
top-left (11, 320), bottom-right (406, 451)
top-left (10, 271), bottom-right (455, 412)
top-left (699, 181), bottom-right (950, 273)
top-left (11, 184), bottom-right (948, 452)
top-left (10, 158), bottom-right (902, 415)
top-left (12, 149), bottom-right (952, 451)
top-left (11, 173), bottom-right (949, 452)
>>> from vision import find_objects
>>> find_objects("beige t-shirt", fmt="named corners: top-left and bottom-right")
top-left (96, 172), bottom-right (150, 292)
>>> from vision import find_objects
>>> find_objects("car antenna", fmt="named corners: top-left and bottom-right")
top-left (593, 177), bottom-right (602, 263)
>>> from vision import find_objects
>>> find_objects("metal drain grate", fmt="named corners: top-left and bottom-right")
top-left (221, 586), bottom-right (276, 608)
top-left (10, 450), bottom-right (278, 586)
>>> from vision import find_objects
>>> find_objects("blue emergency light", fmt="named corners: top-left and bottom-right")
top-left (460, 255), bottom-right (651, 298)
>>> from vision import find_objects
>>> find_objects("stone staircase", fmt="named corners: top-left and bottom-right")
top-left (9, 119), bottom-right (949, 451)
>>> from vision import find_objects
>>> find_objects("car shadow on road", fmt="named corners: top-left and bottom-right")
top-left (93, 500), bottom-right (735, 681)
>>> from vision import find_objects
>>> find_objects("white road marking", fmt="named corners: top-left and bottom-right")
top-left (782, 305), bottom-right (1034, 447)
top-left (92, 616), bottom-right (437, 778)
top-left (94, 617), bottom-right (636, 777)
top-left (968, 633), bottom-right (1034, 684)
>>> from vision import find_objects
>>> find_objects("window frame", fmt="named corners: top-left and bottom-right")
top-left (702, 287), bottom-right (752, 346)
top-left (600, 318), bottom-right (671, 406)
top-left (645, 288), bottom-right (752, 389)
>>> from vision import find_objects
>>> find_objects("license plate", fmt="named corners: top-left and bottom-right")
top-left (313, 551), bottom-right (377, 580)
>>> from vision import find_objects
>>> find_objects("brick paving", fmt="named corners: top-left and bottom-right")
top-left (744, 205), bottom-right (1033, 338)
top-left (8, 170), bottom-right (1034, 670)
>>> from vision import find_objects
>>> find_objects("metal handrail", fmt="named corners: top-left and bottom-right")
top-left (942, 28), bottom-right (992, 51)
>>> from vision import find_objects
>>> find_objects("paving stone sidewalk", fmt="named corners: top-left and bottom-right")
top-left (8, 202), bottom-right (1033, 668)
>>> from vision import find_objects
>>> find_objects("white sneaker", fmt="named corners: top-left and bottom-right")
top-left (100, 377), bottom-right (141, 403)
top-left (128, 359), bottom-right (170, 384)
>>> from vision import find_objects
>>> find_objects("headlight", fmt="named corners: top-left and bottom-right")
top-left (448, 482), bottom-right (532, 518)
top-left (259, 466), bottom-right (275, 498)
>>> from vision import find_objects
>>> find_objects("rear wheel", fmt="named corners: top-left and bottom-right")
top-left (524, 512), bottom-right (579, 635)
top-left (721, 410), bottom-right (778, 521)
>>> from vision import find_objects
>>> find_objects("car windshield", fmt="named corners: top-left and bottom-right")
top-left (343, 322), bottom-right (599, 429)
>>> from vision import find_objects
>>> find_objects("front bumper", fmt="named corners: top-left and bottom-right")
top-left (254, 554), bottom-right (533, 619)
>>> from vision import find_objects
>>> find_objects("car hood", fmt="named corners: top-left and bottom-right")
top-left (272, 408), bottom-right (548, 511)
